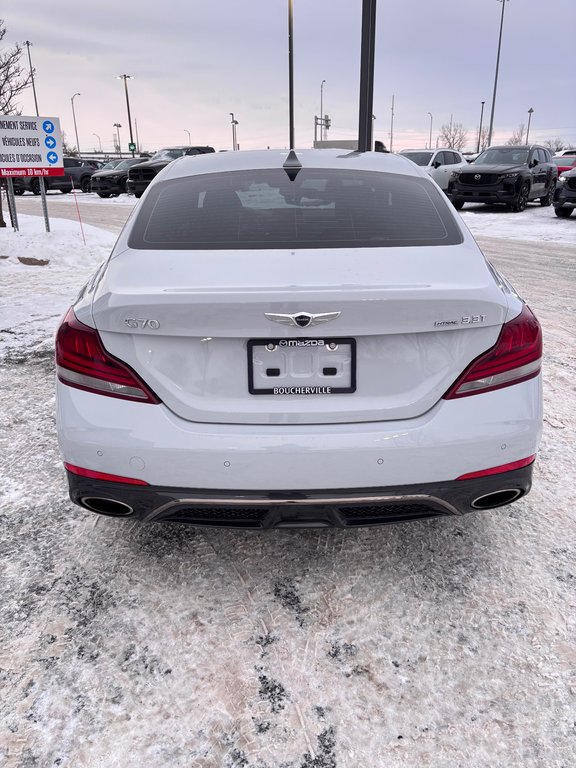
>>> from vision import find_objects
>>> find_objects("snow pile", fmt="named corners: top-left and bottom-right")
top-left (0, 214), bottom-right (116, 364)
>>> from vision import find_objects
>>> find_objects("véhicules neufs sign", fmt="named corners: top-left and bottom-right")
top-left (0, 116), bottom-right (64, 177)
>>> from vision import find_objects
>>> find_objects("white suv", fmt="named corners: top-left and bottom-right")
top-left (55, 150), bottom-right (542, 529)
top-left (400, 148), bottom-right (468, 189)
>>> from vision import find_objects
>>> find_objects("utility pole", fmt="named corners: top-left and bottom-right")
top-left (71, 93), bottom-right (81, 153)
top-left (23, 40), bottom-right (49, 232)
top-left (358, 0), bottom-right (377, 152)
top-left (117, 75), bottom-right (135, 156)
top-left (288, 0), bottom-right (295, 148)
top-left (389, 94), bottom-right (395, 153)
top-left (477, 101), bottom-right (485, 153)
top-left (487, 0), bottom-right (509, 147)
top-left (526, 107), bottom-right (534, 144)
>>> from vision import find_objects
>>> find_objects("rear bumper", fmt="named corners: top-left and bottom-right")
top-left (57, 375), bottom-right (542, 525)
top-left (66, 465), bottom-right (534, 527)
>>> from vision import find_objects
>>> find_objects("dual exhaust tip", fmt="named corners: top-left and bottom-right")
top-left (80, 488), bottom-right (525, 519)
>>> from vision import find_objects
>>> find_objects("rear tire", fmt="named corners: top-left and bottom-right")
top-left (97, 192), bottom-right (111, 199)
top-left (540, 180), bottom-right (556, 207)
top-left (80, 177), bottom-right (92, 193)
top-left (451, 198), bottom-right (464, 210)
top-left (510, 182), bottom-right (529, 212)
top-left (13, 186), bottom-right (24, 196)
top-left (554, 206), bottom-right (573, 218)
top-left (30, 179), bottom-right (40, 195)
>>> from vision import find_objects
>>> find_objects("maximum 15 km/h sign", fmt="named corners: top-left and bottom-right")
top-left (0, 115), bottom-right (64, 178)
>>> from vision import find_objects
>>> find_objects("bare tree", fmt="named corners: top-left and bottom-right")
top-left (543, 138), bottom-right (567, 153)
top-left (439, 122), bottom-right (468, 151)
top-left (507, 124), bottom-right (525, 145)
top-left (478, 126), bottom-right (490, 152)
top-left (61, 131), bottom-right (78, 156)
top-left (0, 19), bottom-right (33, 227)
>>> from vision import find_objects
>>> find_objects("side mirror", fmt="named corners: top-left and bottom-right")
top-left (530, 158), bottom-right (539, 167)
top-left (432, 160), bottom-right (441, 169)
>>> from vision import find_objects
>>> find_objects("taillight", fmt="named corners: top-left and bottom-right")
top-left (444, 305), bottom-right (542, 399)
top-left (56, 308), bottom-right (160, 403)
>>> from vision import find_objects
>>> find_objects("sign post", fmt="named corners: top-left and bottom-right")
top-left (0, 115), bottom-right (64, 232)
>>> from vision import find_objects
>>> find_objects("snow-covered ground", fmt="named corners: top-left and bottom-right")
top-left (1, 208), bottom-right (575, 767)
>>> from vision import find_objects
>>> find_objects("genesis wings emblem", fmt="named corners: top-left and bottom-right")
top-left (264, 311), bottom-right (341, 329)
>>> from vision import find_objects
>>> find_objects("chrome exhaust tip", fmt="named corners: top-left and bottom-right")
top-left (471, 488), bottom-right (523, 510)
top-left (80, 497), bottom-right (134, 517)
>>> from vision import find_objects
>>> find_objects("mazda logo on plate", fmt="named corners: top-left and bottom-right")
top-left (264, 311), bottom-right (341, 328)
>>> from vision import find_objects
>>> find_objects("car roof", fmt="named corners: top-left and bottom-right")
top-left (162, 148), bottom-right (429, 181)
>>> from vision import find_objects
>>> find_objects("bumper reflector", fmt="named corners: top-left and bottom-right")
top-left (64, 463), bottom-right (149, 486)
top-left (456, 455), bottom-right (535, 480)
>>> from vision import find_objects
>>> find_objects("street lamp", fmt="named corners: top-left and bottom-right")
top-left (92, 133), bottom-right (102, 152)
top-left (184, 129), bottom-right (191, 144)
top-left (487, 0), bottom-right (510, 147)
top-left (477, 101), bottom-right (486, 153)
top-left (427, 112), bottom-right (433, 150)
top-left (116, 74), bottom-right (135, 156)
top-left (113, 123), bottom-right (122, 157)
top-left (71, 93), bottom-right (81, 154)
top-left (526, 107), bottom-right (534, 144)
top-left (229, 113), bottom-right (239, 151)
top-left (320, 79), bottom-right (326, 141)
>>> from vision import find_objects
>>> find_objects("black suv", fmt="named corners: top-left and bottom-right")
top-left (127, 146), bottom-right (215, 198)
top-left (448, 145), bottom-right (558, 212)
top-left (13, 157), bottom-right (96, 195)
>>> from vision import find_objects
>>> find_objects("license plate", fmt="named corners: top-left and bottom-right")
top-left (248, 337), bottom-right (356, 395)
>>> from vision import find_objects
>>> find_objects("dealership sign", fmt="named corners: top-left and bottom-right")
top-left (0, 116), bottom-right (64, 177)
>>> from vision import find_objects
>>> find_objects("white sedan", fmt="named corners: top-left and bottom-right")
top-left (400, 148), bottom-right (469, 189)
top-left (56, 149), bottom-right (542, 529)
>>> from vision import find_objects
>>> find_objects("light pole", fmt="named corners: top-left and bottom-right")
top-left (71, 93), bottom-right (81, 154)
top-left (477, 101), bottom-right (486, 153)
top-left (92, 133), bottom-right (102, 152)
top-left (487, 0), bottom-right (509, 147)
top-left (24, 41), bottom-right (39, 114)
top-left (229, 113), bottom-right (239, 151)
top-left (526, 107), bottom-right (534, 144)
top-left (113, 123), bottom-right (122, 157)
top-left (389, 94), bottom-right (395, 153)
top-left (288, 0), bottom-right (294, 149)
top-left (117, 74), bottom-right (135, 156)
top-left (320, 79), bottom-right (326, 141)
top-left (184, 129), bottom-right (191, 144)
top-left (427, 112), bottom-right (433, 150)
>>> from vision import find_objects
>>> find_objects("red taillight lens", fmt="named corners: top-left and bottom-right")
top-left (444, 305), bottom-right (542, 399)
top-left (56, 308), bottom-right (160, 403)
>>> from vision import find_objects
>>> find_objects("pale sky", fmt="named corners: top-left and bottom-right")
top-left (3, 0), bottom-right (575, 154)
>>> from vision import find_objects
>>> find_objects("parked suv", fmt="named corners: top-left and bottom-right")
top-left (399, 148), bottom-right (468, 190)
top-left (127, 146), bottom-right (215, 198)
top-left (448, 145), bottom-right (557, 212)
top-left (12, 157), bottom-right (96, 195)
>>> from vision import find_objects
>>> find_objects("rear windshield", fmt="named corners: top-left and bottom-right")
top-left (128, 168), bottom-right (463, 250)
top-left (553, 156), bottom-right (576, 166)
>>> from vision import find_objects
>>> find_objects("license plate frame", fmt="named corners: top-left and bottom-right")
top-left (247, 337), bottom-right (356, 396)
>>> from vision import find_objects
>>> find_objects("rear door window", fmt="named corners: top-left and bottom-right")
top-left (128, 168), bottom-right (463, 250)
